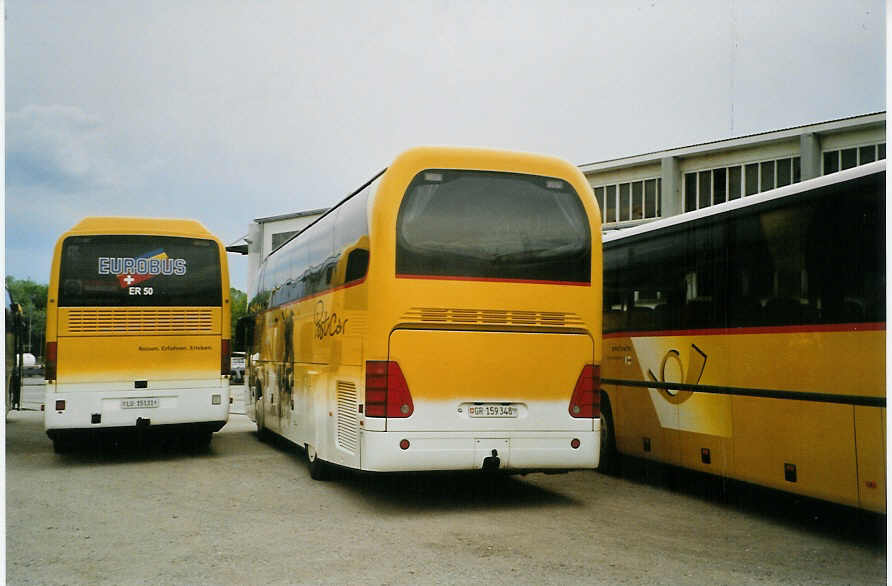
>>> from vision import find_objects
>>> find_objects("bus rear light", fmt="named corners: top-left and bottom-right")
top-left (55, 400), bottom-right (65, 411)
top-left (365, 361), bottom-right (414, 418)
top-left (569, 364), bottom-right (600, 419)
top-left (400, 439), bottom-right (410, 450)
top-left (45, 341), bottom-right (58, 381)
top-left (571, 438), bottom-right (580, 449)
top-left (221, 339), bottom-right (231, 375)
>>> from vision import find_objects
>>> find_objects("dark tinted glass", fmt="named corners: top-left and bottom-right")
top-left (684, 173), bottom-right (697, 211)
top-left (713, 168), bottom-right (726, 204)
top-left (619, 183), bottom-right (630, 221)
top-left (604, 170), bottom-right (885, 332)
top-left (59, 235), bottom-right (222, 307)
top-left (745, 164), bottom-right (759, 195)
top-left (824, 151), bottom-right (839, 174)
top-left (841, 148), bottom-right (858, 170)
top-left (859, 145), bottom-right (876, 164)
top-left (632, 181), bottom-right (643, 220)
top-left (594, 187), bottom-right (604, 217)
top-left (777, 158), bottom-right (792, 187)
top-left (760, 161), bottom-right (774, 192)
top-left (644, 179), bottom-right (656, 217)
top-left (728, 166), bottom-right (742, 200)
top-left (605, 185), bottom-right (616, 222)
top-left (698, 171), bottom-right (711, 208)
top-left (396, 169), bottom-right (591, 283)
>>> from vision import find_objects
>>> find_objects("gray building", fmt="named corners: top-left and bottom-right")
top-left (580, 112), bottom-right (885, 229)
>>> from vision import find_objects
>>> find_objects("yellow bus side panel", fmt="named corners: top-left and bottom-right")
top-left (604, 329), bottom-right (885, 510)
top-left (854, 405), bottom-right (886, 512)
top-left (732, 397), bottom-right (858, 506)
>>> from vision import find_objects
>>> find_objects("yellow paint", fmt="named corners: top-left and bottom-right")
top-left (46, 217), bottom-right (231, 387)
top-left (58, 335), bottom-right (221, 383)
top-left (604, 328), bottom-right (886, 512)
top-left (389, 329), bottom-right (593, 401)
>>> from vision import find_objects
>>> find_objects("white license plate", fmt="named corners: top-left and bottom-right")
top-left (468, 404), bottom-right (518, 418)
top-left (121, 398), bottom-right (160, 409)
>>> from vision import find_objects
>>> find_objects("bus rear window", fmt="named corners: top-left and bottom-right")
top-left (396, 170), bottom-right (591, 283)
top-left (59, 235), bottom-right (222, 307)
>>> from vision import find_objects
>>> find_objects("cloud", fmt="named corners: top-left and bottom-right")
top-left (6, 104), bottom-right (119, 192)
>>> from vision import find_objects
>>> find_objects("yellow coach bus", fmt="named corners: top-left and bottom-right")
top-left (241, 146), bottom-right (602, 479)
top-left (599, 161), bottom-right (885, 512)
top-left (44, 217), bottom-right (232, 452)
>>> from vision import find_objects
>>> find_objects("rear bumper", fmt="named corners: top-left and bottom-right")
top-left (360, 427), bottom-right (599, 472)
top-left (44, 385), bottom-right (230, 433)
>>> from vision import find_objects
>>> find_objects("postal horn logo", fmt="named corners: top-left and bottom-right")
top-left (97, 249), bottom-right (187, 288)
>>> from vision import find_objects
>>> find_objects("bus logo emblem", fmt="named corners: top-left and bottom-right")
top-left (97, 248), bottom-right (188, 288)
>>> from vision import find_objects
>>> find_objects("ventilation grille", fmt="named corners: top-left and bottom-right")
top-left (336, 381), bottom-right (359, 454)
top-left (402, 307), bottom-right (584, 328)
top-left (64, 308), bottom-right (216, 334)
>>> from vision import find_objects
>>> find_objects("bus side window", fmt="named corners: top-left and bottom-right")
top-left (344, 248), bottom-right (369, 283)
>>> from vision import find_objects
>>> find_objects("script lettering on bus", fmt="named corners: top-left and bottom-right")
top-left (313, 300), bottom-right (348, 340)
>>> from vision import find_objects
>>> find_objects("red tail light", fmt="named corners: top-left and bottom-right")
top-left (45, 341), bottom-right (57, 381)
top-left (365, 361), bottom-right (414, 418)
top-left (221, 339), bottom-right (231, 376)
top-left (569, 364), bottom-right (600, 418)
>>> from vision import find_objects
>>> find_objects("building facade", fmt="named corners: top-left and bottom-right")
top-left (579, 112), bottom-right (885, 229)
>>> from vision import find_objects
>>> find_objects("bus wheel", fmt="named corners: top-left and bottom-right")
top-left (305, 443), bottom-right (329, 481)
top-left (52, 436), bottom-right (73, 455)
top-left (256, 421), bottom-right (269, 443)
top-left (598, 397), bottom-right (619, 476)
top-left (191, 430), bottom-right (212, 451)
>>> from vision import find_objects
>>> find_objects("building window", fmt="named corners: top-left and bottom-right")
top-left (822, 142), bottom-right (885, 175)
top-left (594, 178), bottom-right (661, 224)
top-left (271, 230), bottom-right (298, 250)
top-left (685, 156), bottom-right (802, 212)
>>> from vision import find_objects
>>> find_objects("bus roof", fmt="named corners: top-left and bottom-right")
top-left (391, 145), bottom-right (583, 177)
top-left (64, 217), bottom-right (215, 238)
top-left (603, 159), bottom-right (886, 244)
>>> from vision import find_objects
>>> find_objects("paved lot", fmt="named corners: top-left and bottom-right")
top-left (5, 394), bottom-right (886, 585)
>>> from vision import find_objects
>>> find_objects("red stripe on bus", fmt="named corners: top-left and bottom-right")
top-left (395, 274), bottom-right (591, 287)
top-left (603, 322), bottom-right (886, 338)
top-left (274, 276), bottom-right (368, 309)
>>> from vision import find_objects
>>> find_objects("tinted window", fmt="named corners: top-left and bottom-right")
top-left (604, 170), bottom-right (884, 332)
top-left (258, 176), bottom-right (373, 310)
top-left (59, 235), bottom-right (222, 307)
top-left (396, 169), bottom-right (591, 283)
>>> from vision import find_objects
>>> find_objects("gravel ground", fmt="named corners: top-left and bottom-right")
top-left (5, 408), bottom-right (886, 585)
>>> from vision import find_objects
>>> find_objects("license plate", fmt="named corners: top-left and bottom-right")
top-left (468, 404), bottom-right (518, 418)
top-left (121, 398), bottom-right (159, 409)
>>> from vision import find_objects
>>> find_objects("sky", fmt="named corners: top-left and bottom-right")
top-left (4, 0), bottom-right (886, 292)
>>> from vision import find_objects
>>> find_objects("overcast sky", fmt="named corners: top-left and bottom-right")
top-left (4, 0), bottom-right (886, 292)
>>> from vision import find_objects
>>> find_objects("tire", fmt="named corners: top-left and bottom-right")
top-left (306, 443), bottom-right (329, 481)
top-left (52, 435), bottom-right (73, 455)
top-left (254, 384), bottom-right (268, 442)
top-left (192, 430), bottom-right (212, 451)
top-left (598, 397), bottom-right (619, 476)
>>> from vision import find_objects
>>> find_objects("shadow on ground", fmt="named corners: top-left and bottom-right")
top-left (259, 429), bottom-right (582, 512)
top-left (614, 455), bottom-right (886, 548)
